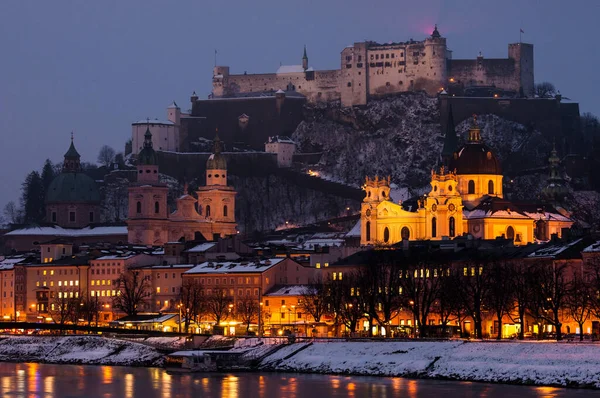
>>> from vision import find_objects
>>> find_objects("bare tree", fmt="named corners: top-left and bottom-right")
top-left (112, 270), bottom-right (152, 317)
top-left (528, 260), bottom-right (570, 340)
top-left (97, 145), bottom-right (116, 167)
top-left (3, 201), bottom-right (22, 225)
top-left (80, 294), bottom-right (102, 327)
top-left (534, 82), bottom-right (556, 98)
top-left (236, 296), bottom-right (259, 334)
top-left (204, 288), bottom-right (232, 327)
top-left (180, 279), bottom-right (204, 333)
top-left (299, 279), bottom-right (328, 323)
top-left (455, 257), bottom-right (491, 339)
top-left (400, 260), bottom-right (444, 338)
top-left (509, 260), bottom-right (535, 340)
top-left (486, 261), bottom-right (514, 340)
top-left (566, 271), bottom-right (594, 341)
top-left (49, 290), bottom-right (76, 331)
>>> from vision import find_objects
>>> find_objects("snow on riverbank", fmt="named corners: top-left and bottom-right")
top-left (259, 340), bottom-right (600, 388)
top-left (0, 336), bottom-right (163, 367)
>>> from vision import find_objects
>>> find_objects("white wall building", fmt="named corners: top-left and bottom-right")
top-left (265, 136), bottom-right (296, 168)
top-left (132, 102), bottom-right (184, 155)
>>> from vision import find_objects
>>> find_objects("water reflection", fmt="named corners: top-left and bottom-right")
top-left (0, 363), bottom-right (594, 398)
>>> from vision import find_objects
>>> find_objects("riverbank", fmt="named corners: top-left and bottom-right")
top-left (0, 336), bottom-right (164, 367)
top-left (258, 340), bottom-right (600, 388)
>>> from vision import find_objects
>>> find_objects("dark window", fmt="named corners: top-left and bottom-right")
top-left (386, 54), bottom-right (389, 59)
top-left (223, 205), bottom-right (228, 217)
top-left (89, 212), bottom-right (94, 223)
top-left (488, 180), bottom-right (494, 195)
top-left (507, 226), bottom-right (515, 240)
top-left (391, 53), bottom-right (395, 58)
top-left (431, 217), bottom-right (437, 238)
top-left (449, 217), bottom-right (456, 237)
top-left (366, 221), bottom-right (371, 241)
top-left (383, 227), bottom-right (390, 243)
top-left (401, 227), bottom-right (410, 240)
top-left (468, 180), bottom-right (475, 194)
top-left (69, 212), bottom-right (75, 222)
top-left (206, 205), bottom-right (211, 217)
top-left (356, 63), bottom-right (363, 68)
top-left (51, 212), bottom-right (57, 223)
top-left (155, 201), bottom-right (160, 214)
top-left (136, 201), bottom-right (142, 214)
top-left (346, 64), bottom-right (352, 69)
top-left (358, 55), bottom-right (362, 61)
top-left (347, 82), bottom-right (352, 87)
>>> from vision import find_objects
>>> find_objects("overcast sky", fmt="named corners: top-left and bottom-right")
top-left (0, 0), bottom-right (598, 214)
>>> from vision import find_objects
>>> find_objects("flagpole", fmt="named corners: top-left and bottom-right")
top-left (214, 49), bottom-right (217, 67)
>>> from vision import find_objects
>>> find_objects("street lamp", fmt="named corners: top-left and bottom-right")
top-left (259, 302), bottom-right (263, 337)
top-left (409, 300), bottom-right (416, 337)
top-left (177, 303), bottom-right (183, 333)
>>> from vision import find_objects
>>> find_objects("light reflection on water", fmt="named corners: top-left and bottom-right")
top-left (0, 362), bottom-right (595, 398)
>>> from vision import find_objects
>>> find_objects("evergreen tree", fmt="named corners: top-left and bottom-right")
top-left (40, 159), bottom-right (55, 218)
top-left (21, 171), bottom-right (44, 224)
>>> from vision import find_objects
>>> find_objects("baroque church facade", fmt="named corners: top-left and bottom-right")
top-left (127, 127), bottom-right (237, 246)
top-left (361, 117), bottom-right (573, 246)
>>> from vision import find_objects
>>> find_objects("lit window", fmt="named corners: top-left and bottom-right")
top-left (69, 281), bottom-right (73, 286)
top-left (58, 292), bottom-right (63, 298)
top-left (324, 263), bottom-right (329, 267)
top-left (36, 281), bottom-right (40, 287)
top-left (75, 280), bottom-right (79, 286)
top-left (43, 270), bottom-right (47, 276)
top-left (91, 280), bottom-right (94, 286)
top-left (316, 263), bottom-right (321, 269)
top-left (156, 287), bottom-right (161, 293)
top-left (50, 270), bottom-right (54, 276)
top-left (91, 291), bottom-right (95, 297)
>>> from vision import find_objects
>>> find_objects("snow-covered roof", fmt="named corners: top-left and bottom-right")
top-left (264, 285), bottom-right (311, 296)
top-left (132, 119), bottom-right (175, 126)
top-left (276, 65), bottom-right (313, 74)
top-left (184, 258), bottom-right (285, 275)
top-left (167, 101), bottom-right (179, 109)
top-left (346, 220), bottom-right (361, 238)
top-left (94, 254), bottom-right (138, 261)
top-left (267, 135), bottom-right (295, 144)
top-left (5, 226), bottom-right (127, 237)
top-left (146, 264), bottom-right (195, 270)
top-left (462, 209), bottom-right (529, 220)
top-left (187, 243), bottom-right (217, 253)
top-left (302, 238), bottom-right (345, 249)
top-left (583, 240), bottom-right (600, 253)
top-left (528, 238), bottom-right (583, 259)
top-left (523, 211), bottom-right (571, 222)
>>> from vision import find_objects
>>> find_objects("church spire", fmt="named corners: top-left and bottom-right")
top-left (63, 132), bottom-right (81, 172)
top-left (302, 45), bottom-right (308, 70)
top-left (441, 104), bottom-right (458, 165)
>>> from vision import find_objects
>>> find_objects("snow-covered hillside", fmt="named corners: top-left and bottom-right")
top-left (293, 93), bottom-right (554, 197)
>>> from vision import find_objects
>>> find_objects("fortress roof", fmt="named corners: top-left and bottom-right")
top-left (132, 119), bottom-right (174, 126)
top-left (276, 65), bottom-right (314, 74)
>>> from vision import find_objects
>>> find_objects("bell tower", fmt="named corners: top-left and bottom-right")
top-left (196, 132), bottom-right (237, 239)
top-left (127, 126), bottom-right (169, 245)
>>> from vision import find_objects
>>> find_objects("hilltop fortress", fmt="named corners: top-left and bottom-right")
top-left (212, 26), bottom-right (534, 106)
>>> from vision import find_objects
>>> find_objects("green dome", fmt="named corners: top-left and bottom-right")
top-left (46, 172), bottom-right (100, 204)
top-left (207, 153), bottom-right (227, 170)
top-left (138, 126), bottom-right (158, 165)
top-left (206, 134), bottom-right (227, 170)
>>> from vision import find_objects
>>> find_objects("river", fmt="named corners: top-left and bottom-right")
top-left (0, 362), bottom-right (596, 397)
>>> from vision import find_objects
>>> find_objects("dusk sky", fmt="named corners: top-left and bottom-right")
top-left (1, 0), bottom-right (598, 214)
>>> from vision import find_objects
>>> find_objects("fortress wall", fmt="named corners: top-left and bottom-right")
top-left (449, 59), bottom-right (520, 92)
top-left (224, 71), bottom-right (341, 102)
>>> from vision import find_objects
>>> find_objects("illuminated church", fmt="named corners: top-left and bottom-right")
top-left (127, 127), bottom-right (237, 246)
top-left (360, 116), bottom-right (573, 246)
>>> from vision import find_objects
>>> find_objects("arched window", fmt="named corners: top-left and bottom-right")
top-left (366, 221), bottom-right (371, 241)
top-left (488, 180), bottom-right (494, 195)
top-left (383, 227), bottom-right (390, 243)
top-left (507, 226), bottom-right (515, 240)
top-left (154, 201), bottom-right (160, 214)
top-left (468, 180), bottom-right (475, 194)
top-left (136, 201), bottom-right (142, 214)
top-left (223, 205), bottom-right (228, 217)
top-left (449, 217), bottom-right (455, 237)
top-left (401, 227), bottom-right (410, 241)
top-left (206, 205), bottom-right (211, 218)
top-left (431, 217), bottom-right (437, 238)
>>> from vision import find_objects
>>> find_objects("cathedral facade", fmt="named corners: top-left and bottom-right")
top-left (127, 127), bottom-right (237, 246)
top-left (360, 117), bottom-right (573, 246)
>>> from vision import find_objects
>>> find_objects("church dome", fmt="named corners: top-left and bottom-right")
top-left (206, 134), bottom-right (227, 170)
top-left (448, 116), bottom-right (502, 175)
top-left (46, 173), bottom-right (100, 204)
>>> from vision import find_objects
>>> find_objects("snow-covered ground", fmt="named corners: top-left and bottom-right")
top-left (0, 336), bottom-right (163, 367)
top-left (259, 340), bottom-right (600, 388)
